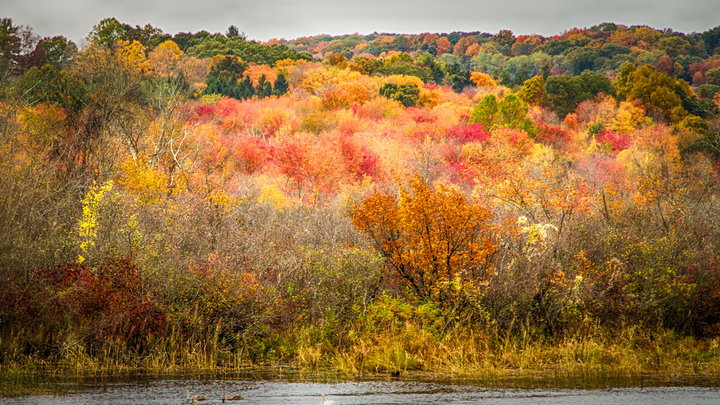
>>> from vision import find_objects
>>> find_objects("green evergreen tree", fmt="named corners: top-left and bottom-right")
top-left (273, 71), bottom-right (289, 95)
top-left (239, 75), bottom-right (254, 99)
top-left (257, 74), bottom-right (272, 98)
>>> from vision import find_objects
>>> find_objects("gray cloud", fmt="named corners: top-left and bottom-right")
top-left (4, 0), bottom-right (720, 45)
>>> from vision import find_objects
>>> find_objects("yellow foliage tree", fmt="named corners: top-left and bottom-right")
top-left (144, 40), bottom-right (183, 78)
top-left (78, 180), bottom-right (114, 263)
top-left (116, 40), bottom-right (147, 76)
top-left (119, 156), bottom-right (176, 205)
top-left (609, 101), bottom-right (650, 134)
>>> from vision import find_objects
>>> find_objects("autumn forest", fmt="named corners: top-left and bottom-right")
top-left (2, 17), bottom-right (720, 377)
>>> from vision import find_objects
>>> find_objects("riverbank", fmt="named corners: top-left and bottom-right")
top-left (2, 326), bottom-right (719, 382)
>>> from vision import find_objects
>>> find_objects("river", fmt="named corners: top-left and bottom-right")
top-left (1, 372), bottom-right (719, 404)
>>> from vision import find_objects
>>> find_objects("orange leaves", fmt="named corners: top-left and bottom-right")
top-left (435, 37), bottom-right (451, 56)
top-left (320, 80), bottom-right (373, 109)
top-left (244, 64), bottom-right (277, 86)
top-left (469, 72), bottom-right (497, 88)
top-left (460, 127), bottom-right (533, 185)
top-left (102, 51), bottom-right (712, 239)
top-left (350, 176), bottom-right (497, 299)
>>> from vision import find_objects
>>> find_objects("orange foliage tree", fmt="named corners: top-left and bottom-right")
top-left (350, 176), bottom-right (497, 299)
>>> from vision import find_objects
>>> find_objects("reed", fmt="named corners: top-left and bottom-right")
top-left (2, 322), bottom-right (720, 381)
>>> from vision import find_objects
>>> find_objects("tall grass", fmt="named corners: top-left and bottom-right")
top-left (2, 304), bottom-right (720, 380)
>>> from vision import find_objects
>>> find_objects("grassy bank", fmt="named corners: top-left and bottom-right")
top-left (3, 317), bottom-right (720, 381)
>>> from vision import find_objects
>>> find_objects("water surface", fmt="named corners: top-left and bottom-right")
top-left (1, 373), bottom-right (719, 404)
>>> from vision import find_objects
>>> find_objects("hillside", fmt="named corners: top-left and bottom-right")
top-left (1, 17), bottom-right (720, 376)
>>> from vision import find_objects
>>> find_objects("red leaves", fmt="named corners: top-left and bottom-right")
top-left (359, 151), bottom-right (381, 179)
top-left (188, 98), bottom-right (244, 123)
top-left (34, 258), bottom-right (166, 345)
top-left (448, 123), bottom-right (491, 144)
top-left (273, 137), bottom-right (313, 182)
top-left (596, 129), bottom-right (631, 152)
top-left (341, 136), bottom-right (381, 179)
top-left (406, 107), bottom-right (436, 123)
top-left (536, 122), bottom-right (571, 149)
top-left (228, 136), bottom-right (271, 174)
top-left (575, 156), bottom-right (626, 189)
top-left (271, 132), bottom-right (382, 198)
top-left (190, 104), bottom-right (216, 122)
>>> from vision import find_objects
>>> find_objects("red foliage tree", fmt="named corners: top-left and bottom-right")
top-left (448, 123), bottom-right (491, 144)
top-left (596, 129), bottom-right (631, 152)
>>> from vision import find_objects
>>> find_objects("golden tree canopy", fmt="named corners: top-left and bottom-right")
top-left (351, 176), bottom-right (497, 299)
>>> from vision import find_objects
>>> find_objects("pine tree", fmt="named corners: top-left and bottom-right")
top-left (257, 74), bottom-right (272, 98)
top-left (239, 75), bottom-right (254, 99)
top-left (273, 71), bottom-right (289, 95)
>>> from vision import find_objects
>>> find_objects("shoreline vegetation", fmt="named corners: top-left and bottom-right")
top-left (2, 329), bottom-right (720, 379)
top-left (2, 17), bottom-right (720, 386)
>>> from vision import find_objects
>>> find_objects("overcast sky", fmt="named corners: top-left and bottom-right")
top-left (5, 0), bottom-right (720, 44)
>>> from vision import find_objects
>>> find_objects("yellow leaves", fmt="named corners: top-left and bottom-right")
top-left (296, 65), bottom-right (384, 110)
top-left (74, 39), bottom-right (150, 80)
top-left (574, 250), bottom-right (595, 278)
top-left (608, 101), bottom-right (650, 134)
top-left (256, 180), bottom-right (291, 209)
top-left (154, 40), bottom-right (183, 57)
top-left (118, 156), bottom-right (173, 205)
top-left (299, 66), bottom-right (358, 95)
top-left (72, 43), bottom-right (112, 78)
top-left (181, 56), bottom-right (211, 94)
top-left (124, 213), bottom-right (142, 255)
top-left (520, 222), bottom-right (558, 247)
top-left (258, 107), bottom-right (296, 137)
top-left (460, 141), bottom-right (484, 161)
top-left (322, 80), bottom-right (373, 108)
top-left (78, 180), bottom-right (114, 263)
top-left (144, 40), bottom-right (183, 78)
top-left (207, 189), bottom-right (232, 207)
top-left (489, 147), bottom-right (591, 221)
top-left (528, 143), bottom-right (556, 166)
top-left (206, 189), bottom-right (238, 214)
top-left (276, 58), bottom-right (306, 70)
top-left (418, 88), bottom-right (440, 108)
top-left (198, 94), bottom-right (224, 105)
top-left (355, 96), bottom-right (403, 120)
top-left (616, 148), bottom-right (654, 177)
top-left (116, 40), bottom-right (147, 76)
